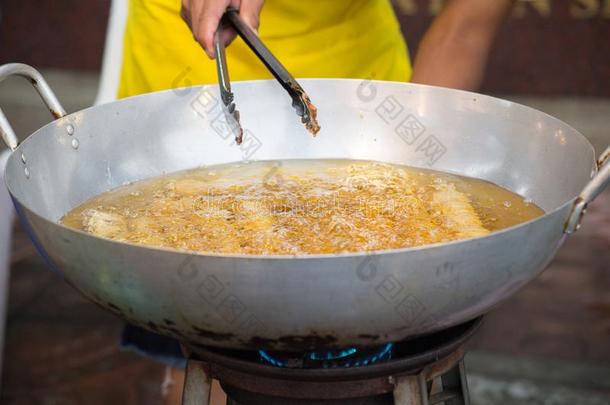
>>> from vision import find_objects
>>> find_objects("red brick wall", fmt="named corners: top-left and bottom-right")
top-left (1, 0), bottom-right (609, 96)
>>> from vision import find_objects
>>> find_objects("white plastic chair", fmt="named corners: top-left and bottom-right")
top-left (95, 0), bottom-right (129, 106)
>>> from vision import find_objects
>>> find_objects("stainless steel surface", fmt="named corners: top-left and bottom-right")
top-left (223, 10), bottom-right (320, 134)
top-left (565, 145), bottom-right (610, 233)
top-left (214, 24), bottom-right (243, 144)
top-left (3, 64), bottom-right (609, 351)
top-left (599, 145), bottom-right (610, 167)
top-left (0, 112), bottom-right (18, 151)
top-left (0, 63), bottom-right (66, 150)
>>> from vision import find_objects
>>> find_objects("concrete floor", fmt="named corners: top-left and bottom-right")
top-left (1, 71), bottom-right (610, 404)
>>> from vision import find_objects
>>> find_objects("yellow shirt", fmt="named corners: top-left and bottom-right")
top-left (119, 0), bottom-right (411, 98)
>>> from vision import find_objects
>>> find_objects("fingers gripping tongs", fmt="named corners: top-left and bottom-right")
top-left (214, 9), bottom-right (320, 144)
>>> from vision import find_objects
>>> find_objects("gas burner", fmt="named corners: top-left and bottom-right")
top-left (182, 317), bottom-right (482, 405)
top-left (259, 343), bottom-right (394, 368)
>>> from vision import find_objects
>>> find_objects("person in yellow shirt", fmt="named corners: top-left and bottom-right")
top-left (120, 0), bottom-right (514, 98)
top-left (118, 1), bottom-right (514, 403)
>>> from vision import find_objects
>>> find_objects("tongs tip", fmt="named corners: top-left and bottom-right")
top-left (292, 89), bottom-right (320, 136)
top-left (302, 105), bottom-right (320, 136)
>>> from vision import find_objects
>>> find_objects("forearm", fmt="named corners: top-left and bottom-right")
top-left (411, 0), bottom-right (513, 91)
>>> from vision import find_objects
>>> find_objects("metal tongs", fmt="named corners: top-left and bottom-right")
top-left (214, 9), bottom-right (320, 144)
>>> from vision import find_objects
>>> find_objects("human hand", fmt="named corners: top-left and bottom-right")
top-left (181, 0), bottom-right (265, 58)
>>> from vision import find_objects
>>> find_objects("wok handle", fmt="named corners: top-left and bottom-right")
top-left (564, 145), bottom-right (610, 234)
top-left (0, 63), bottom-right (67, 151)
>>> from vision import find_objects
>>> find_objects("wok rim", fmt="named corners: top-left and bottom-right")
top-left (4, 78), bottom-right (596, 260)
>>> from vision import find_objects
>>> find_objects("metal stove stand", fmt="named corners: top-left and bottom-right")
top-left (181, 318), bottom-right (481, 405)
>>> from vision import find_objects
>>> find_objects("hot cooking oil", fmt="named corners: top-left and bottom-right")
top-left (60, 160), bottom-right (544, 255)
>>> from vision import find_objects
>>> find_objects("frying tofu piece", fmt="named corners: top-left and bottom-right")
top-left (82, 209), bottom-right (128, 240)
top-left (432, 183), bottom-right (490, 239)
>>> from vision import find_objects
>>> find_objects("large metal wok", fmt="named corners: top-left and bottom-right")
top-left (2, 63), bottom-right (609, 351)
